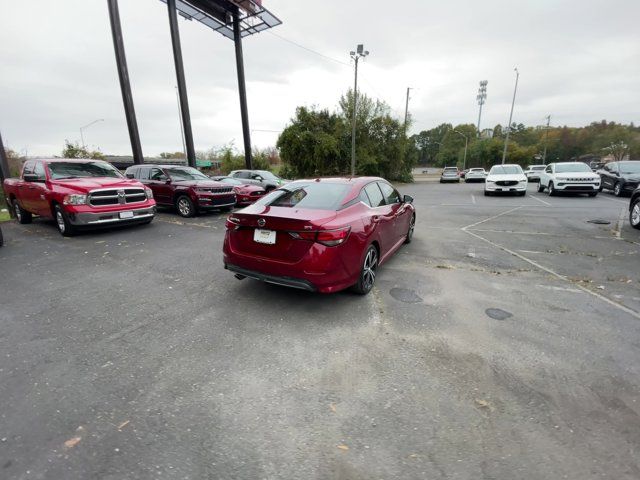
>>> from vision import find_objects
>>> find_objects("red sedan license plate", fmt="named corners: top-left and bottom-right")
top-left (254, 229), bottom-right (276, 245)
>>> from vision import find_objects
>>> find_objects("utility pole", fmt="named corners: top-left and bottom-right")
top-left (542, 114), bottom-right (551, 164)
top-left (501, 67), bottom-right (519, 164)
top-left (453, 130), bottom-right (468, 170)
top-left (404, 87), bottom-right (412, 132)
top-left (476, 80), bottom-right (487, 137)
top-left (350, 44), bottom-right (369, 176)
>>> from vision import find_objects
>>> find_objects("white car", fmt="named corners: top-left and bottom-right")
top-left (538, 162), bottom-right (600, 197)
top-left (465, 168), bottom-right (487, 182)
top-left (484, 164), bottom-right (527, 196)
top-left (524, 164), bottom-right (546, 182)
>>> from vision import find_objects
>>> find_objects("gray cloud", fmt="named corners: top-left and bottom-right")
top-left (1, 0), bottom-right (638, 156)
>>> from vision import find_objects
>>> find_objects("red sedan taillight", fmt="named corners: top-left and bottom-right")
top-left (289, 226), bottom-right (351, 247)
top-left (226, 216), bottom-right (241, 230)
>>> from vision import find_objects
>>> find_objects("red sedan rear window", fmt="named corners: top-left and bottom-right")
top-left (256, 183), bottom-right (350, 210)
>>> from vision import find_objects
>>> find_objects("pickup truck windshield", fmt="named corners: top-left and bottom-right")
top-left (48, 161), bottom-right (123, 180)
top-left (166, 167), bottom-right (210, 181)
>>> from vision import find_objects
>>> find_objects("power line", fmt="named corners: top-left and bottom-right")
top-left (266, 31), bottom-right (350, 66)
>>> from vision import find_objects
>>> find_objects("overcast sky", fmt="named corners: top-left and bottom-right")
top-left (1, 0), bottom-right (639, 157)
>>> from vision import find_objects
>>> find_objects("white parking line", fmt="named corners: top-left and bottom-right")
top-left (471, 194), bottom-right (476, 204)
top-left (600, 195), bottom-right (629, 205)
top-left (461, 206), bottom-right (523, 230)
top-left (529, 194), bottom-right (552, 206)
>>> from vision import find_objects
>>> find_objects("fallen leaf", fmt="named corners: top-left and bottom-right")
top-left (64, 436), bottom-right (82, 449)
top-left (474, 399), bottom-right (491, 409)
top-left (329, 404), bottom-right (337, 413)
top-left (117, 420), bottom-right (130, 430)
top-left (337, 445), bottom-right (349, 451)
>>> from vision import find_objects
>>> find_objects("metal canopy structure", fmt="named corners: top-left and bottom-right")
top-left (159, 0), bottom-right (281, 39)
top-left (107, 0), bottom-right (281, 169)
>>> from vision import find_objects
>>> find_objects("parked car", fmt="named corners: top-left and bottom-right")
top-left (538, 162), bottom-right (600, 196)
top-left (464, 168), bottom-right (487, 182)
top-left (223, 177), bottom-right (416, 294)
top-left (630, 186), bottom-right (640, 230)
top-left (597, 160), bottom-right (640, 197)
top-left (210, 176), bottom-right (266, 206)
top-left (440, 167), bottom-right (460, 183)
top-left (3, 158), bottom-right (156, 236)
top-left (460, 169), bottom-right (469, 179)
top-left (228, 170), bottom-right (286, 192)
top-left (590, 161), bottom-right (605, 172)
top-left (484, 164), bottom-right (527, 196)
top-left (125, 165), bottom-right (236, 217)
top-left (524, 164), bottom-right (546, 182)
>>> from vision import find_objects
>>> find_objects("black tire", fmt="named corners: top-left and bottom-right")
top-left (548, 182), bottom-right (556, 196)
top-left (588, 192), bottom-right (598, 197)
top-left (630, 197), bottom-right (640, 230)
top-left (54, 204), bottom-right (76, 237)
top-left (519, 191), bottom-right (526, 196)
top-left (0, 225), bottom-right (3, 247)
top-left (13, 199), bottom-right (32, 224)
top-left (175, 195), bottom-right (196, 218)
top-left (220, 206), bottom-right (233, 213)
top-left (537, 182), bottom-right (545, 193)
top-left (352, 245), bottom-right (378, 295)
top-left (613, 182), bottom-right (623, 197)
top-left (598, 183), bottom-right (603, 192)
top-left (404, 213), bottom-right (415, 244)
top-left (484, 190), bottom-right (491, 196)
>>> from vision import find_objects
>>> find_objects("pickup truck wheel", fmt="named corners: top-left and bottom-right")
top-left (13, 200), bottom-right (32, 224)
top-left (537, 182), bottom-right (545, 193)
top-left (613, 182), bottom-right (623, 197)
top-left (548, 182), bottom-right (556, 196)
top-left (54, 205), bottom-right (76, 236)
top-left (176, 195), bottom-right (195, 218)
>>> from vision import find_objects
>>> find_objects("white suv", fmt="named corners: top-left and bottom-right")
top-left (484, 164), bottom-right (527, 196)
top-left (538, 162), bottom-right (600, 196)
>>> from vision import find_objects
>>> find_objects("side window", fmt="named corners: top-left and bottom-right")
top-left (237, 171), bottom-right (250, 179)
top-left (33, 162), bottom-right (46, 181)
top-left (610, 163), bottom-right (618, 173)
top-left (378, 182), bottom-right (401, 204)
top-left (545, 165), bottom-right (553, 174)
top-left (359, 188), bottom-right (372, 207)
top-left (23, 161), bottom-right (35, 176)
top-left (138, 167), bottom-right (150, 180)
top-left (149, 168), bottom-right (166, 181)
top-left (364, 183), bottom-right (385, 207)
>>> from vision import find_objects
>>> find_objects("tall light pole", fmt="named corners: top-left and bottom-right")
top-left (476, 80), bottom-right (488, 137)
top-left (453, 130), bottom-right (468, 170)
top-left (80, 118), bottom-right (105, 149)
top-left (404, 87), bottom-right (413, 132)
top-left (542, 114), bottom-right (551, 164)
top-left (350, 44), bottom-right (369, 176)
top-left (501, 68), bottom-right (519, 164)
top-left (175, 86), bottom-right (187, 159)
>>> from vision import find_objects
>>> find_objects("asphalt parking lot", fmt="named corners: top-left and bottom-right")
top-left (1, 182), bottom-right (639, 479)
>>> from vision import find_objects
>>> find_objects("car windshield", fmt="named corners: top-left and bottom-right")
top-left (256, 170), bottom-right (280, 181)
top-left (470, 169), bottom-right (484, 172)
top-left (531, 166), bottom-right (545, 170)
top-left (218, 177), bottom-right (243, 185)
top-left (166, 167), bottom-right (210, 181)
top-left (619, 162), bottom-right (640, 174)
top-left (555, 163), bottom-right (591, 173)
top-left (48, 161), bottom-right (123, 179)
top-left (254, 182), bottom-right (349, 210)
top-left (444, 168), bottom-right (457, 172)
top-left (489, 165), bottom-right (522, 175)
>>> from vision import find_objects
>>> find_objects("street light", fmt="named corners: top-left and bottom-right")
top-left (453, 130), bottom-right (468, 170)
top-left (350, 44), bottom-right (369, 176)
top-left (80, 118), bottom-right (105, 149)
top-left (501, 68), bottom-right (519, 164)
top-left (542, 114), bottom-right (551, 164)
top-left (476, 80), bottom-right (488, 137)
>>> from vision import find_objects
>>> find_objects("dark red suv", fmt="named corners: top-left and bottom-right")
top-left (125, 165), bottom-right (236, 217)
top-left (223, 177), bottom-right (416, 294)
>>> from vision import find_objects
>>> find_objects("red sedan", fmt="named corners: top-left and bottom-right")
top-left (223, 177), bottom-right (416, 294)
top-left (211, 176), bottom-right (266, 206)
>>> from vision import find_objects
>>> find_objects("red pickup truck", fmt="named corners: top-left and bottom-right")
top-left (3, 158), bottom-right (156, 236)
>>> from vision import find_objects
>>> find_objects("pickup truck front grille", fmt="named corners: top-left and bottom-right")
top-left (89, 188), bottom-right (147, 206)
top-left (196, 187), bottom-right (234, 194)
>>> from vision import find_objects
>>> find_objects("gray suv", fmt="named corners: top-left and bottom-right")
top-left (228, 170), bottom-right (286, 192)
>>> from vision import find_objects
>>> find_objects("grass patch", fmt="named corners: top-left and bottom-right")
top-left (0, 210), bottom-right (11, 223)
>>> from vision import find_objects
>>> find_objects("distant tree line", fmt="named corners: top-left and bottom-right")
top-left (412, 120), bottom-right (640, 169)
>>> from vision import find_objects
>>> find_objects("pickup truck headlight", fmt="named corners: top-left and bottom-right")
top-left (145, 187), bottom-right (153, 199)
top-left (63, 194), bottom-right (87, 205)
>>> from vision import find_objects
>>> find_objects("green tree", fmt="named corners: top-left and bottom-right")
top-left (62, 140), bottom-right (104, 160)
